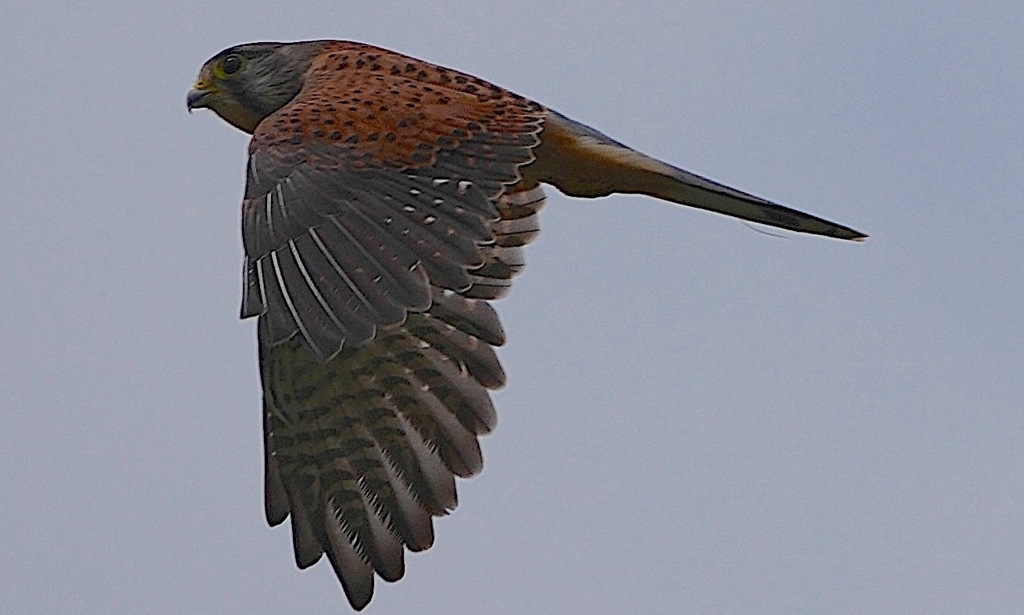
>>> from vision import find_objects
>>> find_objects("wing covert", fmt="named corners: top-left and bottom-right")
top-left (240, 42), bottom-right (546, 361)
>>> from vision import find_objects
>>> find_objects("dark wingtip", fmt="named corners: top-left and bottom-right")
top-left (835, 227), bottom-right (869, 242)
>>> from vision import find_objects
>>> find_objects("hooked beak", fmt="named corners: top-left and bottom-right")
top-left (186, 81), bottom-right (216, 112)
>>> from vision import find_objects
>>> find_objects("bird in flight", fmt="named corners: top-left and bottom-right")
top-left (188, 40), bottom-right (866, 610)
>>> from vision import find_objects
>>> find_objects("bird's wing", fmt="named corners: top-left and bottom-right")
top-left (244, 43), bottom-right (547, 610)
top-left (260, 283), bottom-right (511, 609)
top-left (241, 42), bottom-right (546, 362)
top-left (260, 187), bottom-right (545, 611)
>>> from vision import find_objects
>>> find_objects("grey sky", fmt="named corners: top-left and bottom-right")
top-left (2, 2), bottom-right (1022, 613)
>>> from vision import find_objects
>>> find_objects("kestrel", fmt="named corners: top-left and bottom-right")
top-left (188, 40), bottom-right (865, 610)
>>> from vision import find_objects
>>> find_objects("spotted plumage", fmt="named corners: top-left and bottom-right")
top-left (188, 39), bottom-right (865, 610)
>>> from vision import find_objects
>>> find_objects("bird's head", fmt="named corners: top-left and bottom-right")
top-left (187, 42), bottom-right (318, 133)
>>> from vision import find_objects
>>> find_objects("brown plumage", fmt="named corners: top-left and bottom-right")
top-left (188, 39), bottom-right (865, 610)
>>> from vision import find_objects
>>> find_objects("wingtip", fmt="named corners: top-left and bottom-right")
top-left (830, 225), bottom-right (868, 243)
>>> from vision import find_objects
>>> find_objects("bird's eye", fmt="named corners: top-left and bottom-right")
top-left (221, 54), bottom-right (244, 76)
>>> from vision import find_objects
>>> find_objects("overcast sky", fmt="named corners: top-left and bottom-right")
top-left (2, 2), bottom-right (1023, 614)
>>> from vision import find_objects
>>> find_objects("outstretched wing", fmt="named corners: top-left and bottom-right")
top-left (245, 42), bottom-right (547, 610)
top-left (260, 185), bottom-right (545, 610)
